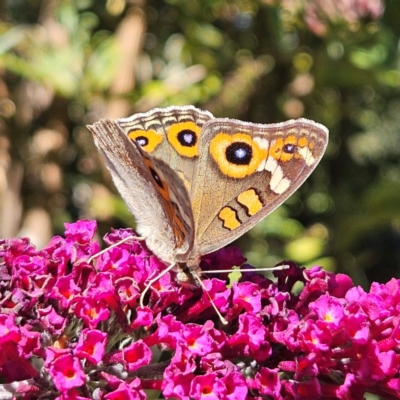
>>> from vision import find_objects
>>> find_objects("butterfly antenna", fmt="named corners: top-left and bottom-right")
top-left (205, 264), bottom-right (290, 274)
top-left (192, 274), bottom-right (228, 325)
top-left (88, 235), bottom-right (143, 264)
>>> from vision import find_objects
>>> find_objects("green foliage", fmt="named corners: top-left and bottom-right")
top-left (1, 0), bottom-right (399, 286)
top-left (0, 2), bottom-right (120, 99)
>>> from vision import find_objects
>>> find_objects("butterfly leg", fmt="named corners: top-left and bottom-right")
top-left (88, 235), bottom-right (144, 264)
top-left (140, 262), bottom-right (177, 307)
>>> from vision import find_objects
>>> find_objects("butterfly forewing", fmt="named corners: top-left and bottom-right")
top-left (88, 119), bottom-right (195, 265)
top-left (116, 106), bottom-right (214, 191)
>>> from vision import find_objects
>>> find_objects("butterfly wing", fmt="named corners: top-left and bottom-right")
top-left (116, 106), bottom-right (214, 192)
top-left (191, 118), bottom-right (329, 256)
top-left (88, 119), bottom-right (195, 265)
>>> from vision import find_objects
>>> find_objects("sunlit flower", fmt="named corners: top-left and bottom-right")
top-left (75, 329), bottom-right (107, 364)
top-left (1, 220), bottom-right (400, 399)
top-left (47, 353), bottom-right (86, 391)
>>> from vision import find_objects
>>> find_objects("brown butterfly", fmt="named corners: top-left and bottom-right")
top-left (88, 106), bottom-right (328, 312)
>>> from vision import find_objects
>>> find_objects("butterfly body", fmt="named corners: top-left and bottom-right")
top-left (88, 106), bottom-right (328, 279)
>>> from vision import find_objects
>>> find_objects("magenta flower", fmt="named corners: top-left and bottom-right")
top-left (38, 305), bottom-right (68, 334)
top-left (2, 220), bottom-right (400, 399)
top-left (190, 373), bottom-right (228, 399)
top-left (64, 220), bottom-right (97, 244)
top-left (49, 275), bottom-right (82, 308)
top-left (129, 307), bottom-right (154, 330)
top-left (103, 379), bottom-right (146, 400)
top-left (250, 367), bottom-right (282, 398)
top-left (162, 344), bottom-right (196, 399)
top-left (182, 324), bottom-right (217, 356)
top-left (232, 281), bottom-right (262, 313)
top-left (75, 329), bottom-right (107, 364)
top-left (47, 353), bottom-right (86, 391)
top-left (0, 314), bottom-right (21, 344)
top-left (222, 371), bottom-right (247, 400)
top-left (73, 296), bottom-right (110, 328)
top-left (123, 340), bottom-right (152, 372)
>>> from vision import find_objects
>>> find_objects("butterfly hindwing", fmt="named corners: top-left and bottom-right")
top-left (191, 117), bottom-right (329, 255)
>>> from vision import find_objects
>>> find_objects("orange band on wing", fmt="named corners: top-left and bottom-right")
top-left (218, 206), bottom-right (241, 230)
top-left (237, 189), bottom-right (262, 216)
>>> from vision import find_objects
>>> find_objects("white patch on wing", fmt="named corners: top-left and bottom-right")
top-left (298, 146), bottom-right (315, 166)
top-left (253, 137), bottom-right (269, 150)
top-left (264, 156), bottom-right (291, 194)
top-left (257, 158), bottom-right (267, 172)
top-left (264, 156), bottom-right (277, 173)
top-left (271, 177), bottom-right (291, 194)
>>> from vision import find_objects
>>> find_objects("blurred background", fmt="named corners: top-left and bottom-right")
top-left (1, 0), bottom-right (399, 288)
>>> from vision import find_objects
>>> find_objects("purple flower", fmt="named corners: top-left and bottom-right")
top-left (189, 373), bottom-right (227, 400)
top-left (122, 340), bottom-right (152, 372)
top-left (64, 220), bottom-right (97, 244)
top-left (103, 382), bottom-right (145, 400)
top-left (163, 345), bottom-right (196, 399)
top-left (182, 324), bottom-right (217, 356)
top-left (309, 295), bottom-right (345, 328)
top-left (228, 313), bottom-right (270, 361)
top-left (129, 306), bottom-right (154, 330)
top-left (75, 329), bottom-right (107, 364)
top-left (73, 296), bottom-right (110, 329)
top-left (37, 306), bottom-right (67, 335)
top-left (0, 314), bottom-right (20, 344)
top-left (249, 367), bottom-right (281, 398)
top-left (49, 275), bottom-right (81, 308)
top-left (2, 220), bottom-right (400, 399)
top-left (47, 353), bottom-right (86, 392)
top-left (232, 281), bottom-right (262, 313)
top-left (184, 278), bottom-right (231, 321)
top-left (221, 371), bottom-right (248, 400)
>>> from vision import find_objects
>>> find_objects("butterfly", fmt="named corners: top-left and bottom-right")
top-left (88, 106), bottom-right (328, 303)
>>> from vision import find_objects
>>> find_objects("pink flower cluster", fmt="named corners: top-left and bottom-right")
top-left (1, 220), bottom-right (400, 399)
top-left (304, 0), bottom-right (384, 36)
top-left (264, 0), bottom-right (384, 36)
